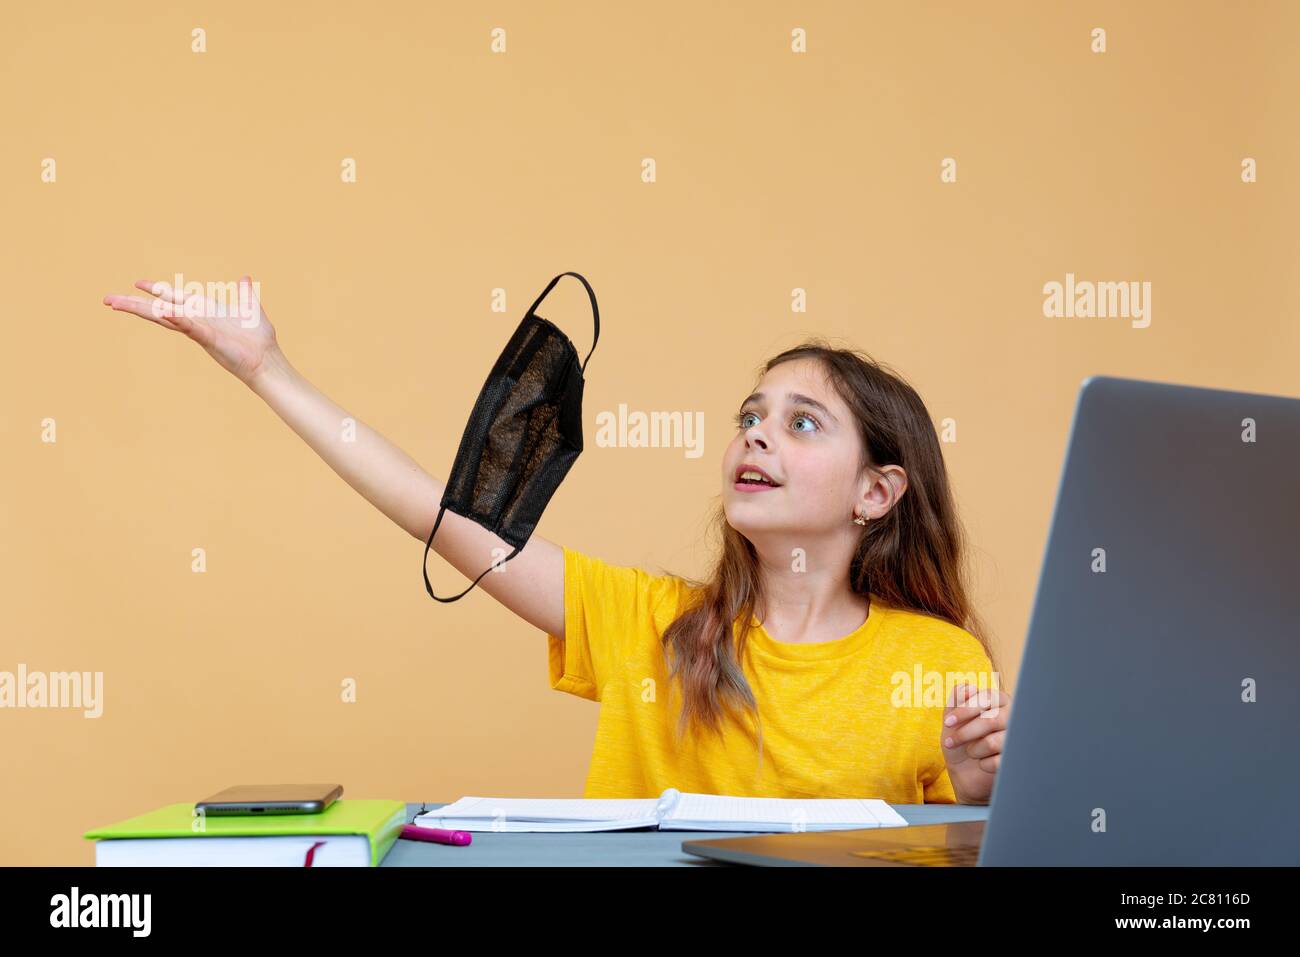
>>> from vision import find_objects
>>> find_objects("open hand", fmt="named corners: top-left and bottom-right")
top-left (102, 276), bottom-right (280, 386)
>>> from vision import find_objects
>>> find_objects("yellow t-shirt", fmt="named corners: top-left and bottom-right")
top-left (545, 546), bottom-right (998, 804)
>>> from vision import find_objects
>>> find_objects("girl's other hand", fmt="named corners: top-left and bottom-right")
top-left (102, 275), bottom-right (282, 386)
top-left (941, 684), bottom-right (1012, 804)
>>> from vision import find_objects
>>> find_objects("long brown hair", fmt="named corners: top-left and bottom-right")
top-left (658, 339), bottom-right (996, 775)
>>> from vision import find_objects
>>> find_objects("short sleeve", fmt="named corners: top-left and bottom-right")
top-left (545, 545), bottom-right (681, 702)
top-left (921, 630), bottom-right (998, 804)
top-left (923, 766), bottom-right (959, 803)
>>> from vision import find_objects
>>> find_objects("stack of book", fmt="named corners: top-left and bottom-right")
top-left (84, 799), bottom-right (407, 866)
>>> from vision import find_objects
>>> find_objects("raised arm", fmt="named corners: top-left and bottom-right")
top-left (101, 276), bottom-right (566, 638)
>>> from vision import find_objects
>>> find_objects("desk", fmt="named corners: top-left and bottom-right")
top-left (382, 802), bottom-right (991, 866)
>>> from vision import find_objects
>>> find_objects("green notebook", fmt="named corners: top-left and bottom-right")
top-left (84, 799), bottom-right (407, 867)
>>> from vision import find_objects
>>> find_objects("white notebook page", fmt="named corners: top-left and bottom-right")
top-left (415, 792), bottom-right (909, 831)
top-left (664, 793), bottom-right (907, 827)
top-left (417, 796), bottom-right (659, 824)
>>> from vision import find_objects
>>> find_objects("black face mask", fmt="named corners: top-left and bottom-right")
top-left (422, 272), bottom-right (599, 602)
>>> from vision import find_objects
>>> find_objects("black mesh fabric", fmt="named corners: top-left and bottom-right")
top-left (423, 272), bottom-right (599, 602)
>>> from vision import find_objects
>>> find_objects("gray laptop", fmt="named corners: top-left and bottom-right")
top-left (684, 375), bottom-right (1300, 866)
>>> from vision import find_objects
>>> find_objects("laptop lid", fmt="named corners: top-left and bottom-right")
top-left (980, 376), bottom-right (1299, 865)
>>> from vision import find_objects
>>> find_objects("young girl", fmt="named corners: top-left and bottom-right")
top-left (102, 276), bottom-right (1012, 805)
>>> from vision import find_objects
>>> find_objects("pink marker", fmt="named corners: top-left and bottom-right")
top-left (401, 823), bottom-right (472, 846)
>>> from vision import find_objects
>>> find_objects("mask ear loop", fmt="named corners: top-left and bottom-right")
top-left (525, 271), bottom-right (600, 374)
top-left (423, 504), bottom-right (523, 602)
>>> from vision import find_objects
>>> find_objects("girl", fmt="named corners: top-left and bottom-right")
top-left (102, 276), bottom-right (1012, 805)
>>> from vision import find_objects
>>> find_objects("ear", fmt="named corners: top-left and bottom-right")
top-left (856, 465), bottom-right (907, 519)
top-left (867, 465), bottom-right (908, 515)
top-left (883, 466), bottom-right (908, 503)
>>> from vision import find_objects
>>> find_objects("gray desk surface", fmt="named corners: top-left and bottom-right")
top-left (382, 801), bottom-right (991, 867)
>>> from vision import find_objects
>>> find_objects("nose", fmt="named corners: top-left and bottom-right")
top-left (744, 424), bottom-right (770, 451)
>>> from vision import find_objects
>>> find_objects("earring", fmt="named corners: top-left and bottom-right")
top-left (853, 512), bottom-right (867, 526)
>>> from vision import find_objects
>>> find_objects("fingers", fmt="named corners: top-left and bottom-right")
top-left (963, 729), bottom-right (1005, 760)
top-left (102, 293), bottom-right (183, 332)
top-left (943, 686), bottom-right (1010, 728)
top-left (134, 278), bottom-right (226, 318)
top-left (129, 276), bottom-right (259, 314)
top-left (135, 279), bottom-right (185, 304)
top-left (943, 685), bottom-right (1010, 788)
top-left (136, 278), bottom-right (217, 321)
top-left (103, 275), bottom-right (256, 346)
top-left (945, 683), bottom-right (1008, 711)
top-left (943, 686), bottom-right (1011, 754)
top-left (237, 275), bottom-right (263, 325)
top-left (944, 708), bottom-right (1008, 749)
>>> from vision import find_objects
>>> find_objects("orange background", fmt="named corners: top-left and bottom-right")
top-left (2, 0), bottom-right (1296, 864)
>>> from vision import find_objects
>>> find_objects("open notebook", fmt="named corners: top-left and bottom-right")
top-left (413, 788), bottom-right (909, 833)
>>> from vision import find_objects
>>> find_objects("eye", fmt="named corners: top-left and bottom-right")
top-left (734, 409), bottom-right (821, 433)
top-left (790, 410), bottom-right (821, 433)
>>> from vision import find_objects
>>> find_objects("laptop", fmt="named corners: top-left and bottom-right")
top-left (684, 375), bottom-right (1300, 866)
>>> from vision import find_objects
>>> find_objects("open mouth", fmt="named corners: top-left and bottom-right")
top-left (734, 467), bottom-right (782, 489)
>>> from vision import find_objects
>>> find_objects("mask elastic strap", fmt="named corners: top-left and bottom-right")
top-left (422, 505), bottom-right (523, 602)
top-left (525, 271), bottom-right (600, 375)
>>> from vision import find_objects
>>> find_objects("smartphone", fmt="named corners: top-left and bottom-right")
top-left (194, 784), bottom-right (343, 816)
